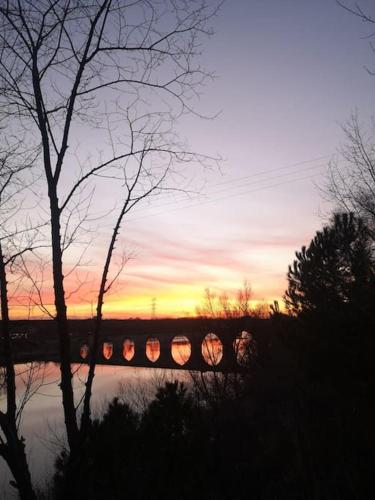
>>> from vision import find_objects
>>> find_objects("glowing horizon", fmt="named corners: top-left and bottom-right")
top-left (8, 283), bottom-right (284, 320)
top-left (3, 1), bottom-right (374, 322)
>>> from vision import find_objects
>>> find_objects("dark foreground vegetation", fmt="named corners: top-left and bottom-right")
top-left (50, 316), bottom-right (373, 499)
top-left (1, 211), bottom-right (374, 499)
top-left (46, 212), bottom-right (374, 499)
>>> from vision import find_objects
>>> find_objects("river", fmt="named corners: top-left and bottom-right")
top-left (0, 331), bottom-right (251, 497)
top-left (0, 363), bottom-right (191, 498)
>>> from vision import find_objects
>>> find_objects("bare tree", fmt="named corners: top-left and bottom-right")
top-left (0, 1), bottom-right (221, 478)
top-left (0, 141), bottom-right (38, 499)
top-left (326, 3), bottom-right (375, 240)
top-left (80, 149), bottom-right (168, 433)
top-left (327, 114), bottom-right (375, 240)
top-left (336, 1), bottom-right (375, 28)
top-left (236, 278), bottom-right (252, 316)
top-left (196, 280), bottom-right (255, 318)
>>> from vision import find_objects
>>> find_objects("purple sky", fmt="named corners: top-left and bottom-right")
top-left (14, 1), bottom-right (373, 319)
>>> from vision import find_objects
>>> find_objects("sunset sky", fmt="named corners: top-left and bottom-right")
top-left (10, 0), bottom-right (375, 319)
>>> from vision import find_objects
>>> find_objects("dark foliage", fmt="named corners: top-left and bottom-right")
top-left (284, 212), bottom-right (374, 397)
top-left (52, 374), bottom-right (301, 500)
top-left (285, 212), bottom-right (375, 321)
top-left (52, 320), bottom-right (374, 500)
top-left (51, 214), bottom-right (374, 499)
top-left (283, 213), bottom-right (374, 499)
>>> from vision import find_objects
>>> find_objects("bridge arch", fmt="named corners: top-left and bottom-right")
top-left (103, 342), bottom-right (113, 360)
top-left (171, 335), bottom-right (191, 366)
top-left (201, 333), bottom-right (223, 366)
top-left (80, 343), bottom-right (89, 360)
top-left (145, 337), bottom-right (160, 363)
top-left (122, 338), bottom-right (135, 361)
top-left (233, 330), bottom-right (253, 366)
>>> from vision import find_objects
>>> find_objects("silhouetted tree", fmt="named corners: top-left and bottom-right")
top-left (326, 3), bottom-right (375, 239)
top-left (285, 212), bottom-right (375, 321)
top-left (284, 212), bottom-right (375, 498)
top-left (327, 114), bottom-right (375, 240)
top-left (0, 140), bottom-right (39, 498)
top-left (0, 2), bottom-right (220, 480)
top-left (196, 280), bottom-right (268, 319)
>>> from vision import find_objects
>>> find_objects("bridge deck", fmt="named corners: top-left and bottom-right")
top-left (1, 318), bottom-right (273, 371)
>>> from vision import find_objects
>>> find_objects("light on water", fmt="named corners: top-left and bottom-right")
top-left (171, 335), bottom-right (191, 365)
top-left (1, 331), bottom-right (252, 496)
top-left (201, 333), bottom-right (223, 366)
top-left (103, 342), bottom-right (113, 360)
top-left (0, 362), bottom-right (190, 497)
top-left (145, 338), bottom-right (160, 362)
top-left (122, 338), bottom-right (135, 361)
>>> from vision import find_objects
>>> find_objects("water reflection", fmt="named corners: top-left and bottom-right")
top-left (171, 336), bottom-right (191, 365)
top-left (201, 333), bottom-right (223, 366)
top-left (80, 343), bottom-right (89, 359)
top-left (234, 331), bottom-right (252, 366)
top-left (123, 338), bottom-right (135, 361)
top-left (103, 342), bottom-right (113, 360)
top-left (0, 362), bottom-right (190, 495)
top-left (146, 337), bottom-right (160, 362)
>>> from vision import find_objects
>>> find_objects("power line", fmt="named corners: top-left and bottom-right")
top-left (125, 155), bottom-right (331, 216)
top-left (194, 162), bottom-right (327, 198)
top-left (211, 154), bottom-right (331, 187)
top-left (126, 170), bottom-right (325, 223)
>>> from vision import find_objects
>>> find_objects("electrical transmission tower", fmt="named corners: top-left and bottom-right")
top-left (151, 297), bottom-right (157, 319)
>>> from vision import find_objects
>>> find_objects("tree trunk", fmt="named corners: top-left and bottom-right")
top-left (80, 235), bottom-right (117, 434)
top-left (49, 192), bottom-right (80, 452)
top-left (0, 417), bottom-right (37, 500)
top-left (81, 204), bottom-right (127, 434)
top-left (32, 49), bottom-right (79, 453)
top-left (0, 242), bottom-right (36, 500)
top-left (0, 242), bottom-right (16, 421)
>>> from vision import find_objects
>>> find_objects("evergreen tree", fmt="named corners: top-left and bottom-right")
top-left (285, 212), bottom-right (374, 321)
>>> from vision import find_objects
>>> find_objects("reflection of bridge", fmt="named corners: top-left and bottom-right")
top-left (1, 318), bottom-right (272, 372)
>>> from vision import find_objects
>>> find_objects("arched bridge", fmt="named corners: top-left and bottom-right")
top-left (2, 318), bottom-right (273, 372)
